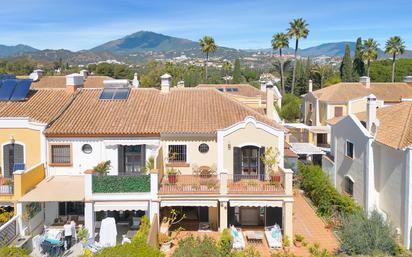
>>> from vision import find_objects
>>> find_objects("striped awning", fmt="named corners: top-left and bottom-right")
top-left (161, 200), bottom-right (217, 207)
top-left (229, 200), bottom-right (283, 208)
top-left (94, 201), bottom-right (148, 212)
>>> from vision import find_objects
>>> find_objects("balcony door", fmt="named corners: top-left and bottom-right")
top-left (2, 143), bottom-right (24, 178)
top-left (118, 145), bottom-right (146, 174)
top-left (233, 146), bottom-right (265, 181)
top-left (241, 146), bottom-right (259, 175)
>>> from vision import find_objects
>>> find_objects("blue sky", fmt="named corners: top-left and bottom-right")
top-left (1, 0), bottom-right (411, 50)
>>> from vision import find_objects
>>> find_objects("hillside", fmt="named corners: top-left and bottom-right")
top-left (0, 44), bottom-right (39, 58)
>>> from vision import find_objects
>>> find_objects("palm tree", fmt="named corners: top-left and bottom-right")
top-left (222, 61), bottom-right (232, 84)
top-left (362, 38), bottom-right (379, 77)
top-left (271, 32), bottom-right (289, 95)
top-left (287, 18), bottom-right (309, 94)
top-left (385, 36), bottom-right (405, 82)
top-left (312, 64), bottom-right (332, 88)
top-left (199, 36), bottom-right (217, 80)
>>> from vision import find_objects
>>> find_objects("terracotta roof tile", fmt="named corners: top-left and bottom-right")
top-left (45, 88), bottom-right (284, 136)
top-left (17, 75), bottom-right (113, 89)
top-left (312, 82), bottom-right (412, 103)
top-left (0, 89), bottom-right (73, 123)
top-left (356, 102), bottom-right (412, 149)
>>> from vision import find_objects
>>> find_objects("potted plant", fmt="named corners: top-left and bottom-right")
top-left (144, 157), bottom-right (155, 175)
top-left (294, 234), bottom-right (304, 247)
top-left (283, 235), bottom-right (291, 251)
top-left (77, 226), bottom-right (89, 249)
top-left (167, 167), bottom-right (180, 184)
top-left (93, 160), bottom-right (111, 176)
top-left (158, 232), bottom-right (173, 252)
top-left (260, 146), bottom-right (281, 184)
top-left (0, 178), bottom-right (13, 194)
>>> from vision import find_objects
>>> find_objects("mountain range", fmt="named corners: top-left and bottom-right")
top-left (0, 31), bottom-right (410, 64)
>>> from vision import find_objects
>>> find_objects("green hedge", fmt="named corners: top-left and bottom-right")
top-left (92, 175), bottom-right (150, 193)
top-left (298, 163), bottom-right (360, 217)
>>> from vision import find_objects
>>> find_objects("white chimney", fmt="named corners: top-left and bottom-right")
top-left (360, 76), bottom-right (371, 88)
top-left (29, 69), bottom-right (44, 82)
top-left (177, 80), bottom-right (185, 88)
top-left (260, 80), bottom-right (267, 92)
top-left (367, 94), bottom-right (377, 133)
top-left (266, 81), bottom-right (275, 120)
top-left (404, 76), bottom-right (412, 84)
top-left (160, 73), bottom-right (172, 93)
top-left (66, 73), bottom-right (84, 93)
top-left (308, 79), bottom-right (313, 92)
top-left (132, 73), bottom-right (140, 88)
top-left (80, 69), bottom-right (89, 80)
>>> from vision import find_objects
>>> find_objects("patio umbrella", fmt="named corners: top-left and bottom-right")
top-left (99, 217), bottom-right (117, 247)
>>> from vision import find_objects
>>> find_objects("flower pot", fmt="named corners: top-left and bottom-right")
top-left (270, 175), bottom-right (281, 183)
top-left (168, 174), bottom-right (177, 184)
top-left (294, 241), bottom-right (302, 247)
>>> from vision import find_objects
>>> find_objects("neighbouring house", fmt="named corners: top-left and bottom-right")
top-left (302, 76), bottom-right (412, 146)
top-left (324, 94), bottom-right (412, 249)
top-left (5, 74), bottom-right (293, 243)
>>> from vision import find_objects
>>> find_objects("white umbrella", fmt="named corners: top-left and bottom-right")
top-left (99, 217), bottom-right (117, 247)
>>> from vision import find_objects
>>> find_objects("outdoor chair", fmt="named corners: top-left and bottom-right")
top-left (264, 224), bottom-right (282, 249)
top-left (230, 225), bottom-right (245, 250)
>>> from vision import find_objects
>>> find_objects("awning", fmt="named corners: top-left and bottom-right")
top-left (94, 201), bottom-right (148, 212)
top-left (20, 176), bottom-right (84, 202)
top-left (104, 139), bottom-right (159, 146)
top-left (230, 200), bottom-right (283, 208)
top-left (289, 143), bottom-right (325, 155)
top-left (161, 200), bottom-right (217, 207)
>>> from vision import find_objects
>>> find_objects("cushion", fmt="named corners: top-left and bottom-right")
top-left (271, 228), bottom-right (277, 238)
top-left (232, 228), bottom-right (239, 238)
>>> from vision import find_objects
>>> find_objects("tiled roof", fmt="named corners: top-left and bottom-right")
top-left (311, 82), bottom-right (412, 103)
top-left (197, 84), bottom-right (271, 99)
top-left (17, 75), bottom-right (112, 89)
top-left (45, 88), bottom-right (284, 136)
top-left (356, 102), bottom-right (412, 149)
top-left (326, 116), bottom-right (345, 126)
top-left (0, 89), bottom-right (73, 124)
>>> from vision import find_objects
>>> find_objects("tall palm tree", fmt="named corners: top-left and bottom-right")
top-left (362, 38), bottom-right (379, 77)
top-left (385, 36), bottom-right (405, 82)
top-left (287, 18), bottom-right (309, 94)
top-left (222, 61), bottom-right (232, 84)
top-left (312, 64), bottom-right (332, 88)
top-left (271, 33), bottom-right (289, 95)
top-left (199, 36), bottom-right (217, 80)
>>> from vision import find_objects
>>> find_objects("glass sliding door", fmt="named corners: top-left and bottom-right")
top-left (124, 145), bottom-right (145, 174)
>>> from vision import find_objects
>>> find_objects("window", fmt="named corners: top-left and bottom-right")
top-left (2, 143), bottom-right (24, 178)
top-left (345, 141), bottom-right (354, 159)
top-left (50, 144), bottom-right (71, 165)
top-left (59, 202), bottom-right (84, 216)
top-left (168, 145), bottom-right (187, 162)
top-left (217, 88), bottom-right (224, 92)
top-left (334, 106), bottom-right (343, 117)
top-left (82, 144), bottom-right (92, 154)
top-left (344, 176), bottom-right (354, 196)
top-left (198, 143), bottom-right (209, 153)
top-left (309, 103), bottom-right (313, 112)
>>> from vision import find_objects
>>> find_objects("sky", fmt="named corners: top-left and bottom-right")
top-left (1, 0), bottom-right (411, 51)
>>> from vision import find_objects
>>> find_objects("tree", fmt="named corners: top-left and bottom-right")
top-left (279, 94), bottom-right (301, 122)
top-left (287, 18), bottom-right (309, 94)
top-left (312, 64), bottom-right (333, 88)
top-left (222, 61), bottom-right (232, 84)
top-left (385, 36), bottom-right (406, 82)
top-left (352, 37), bottom-right (365, 80)
top-left (232, 58), bottom-right (242, 84)
top-left (199, 36), bottom-right (217, 80)
top-left (272, 32), bottom-right (289, 95)
top-left (340, 44), bottom-right (353, 82)
top-left (362, 38), bottom-right (379, 77)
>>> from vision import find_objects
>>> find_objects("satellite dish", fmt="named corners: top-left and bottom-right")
top-left (29, 72), bottom-right (39, 82)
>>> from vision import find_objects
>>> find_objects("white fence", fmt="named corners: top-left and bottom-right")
top-left (0, 215), bottom-right (19, 246)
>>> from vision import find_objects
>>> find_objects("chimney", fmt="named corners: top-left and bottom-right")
top-left (266, 81), bottom-right (275, 120)
top-left (308, 79), bottom-right (313, 92)
top-left (80, 69), bottom-right (89, 80)
top-left (177, 80), bottom-right (185, 88)
top-left (132, 73), bottom-right (140, 88)
top-left (29, 69), bottom-right (43, 82)
top-left (404, 76), bottom-right (412, 84)
top-left (260, 80), bottom-right (266, 92)
top-left (367, 94), bottom-right (377, 133)
top-left (160, 73), bottom-right (172, 93)
top-left (360, 76), bottom-right (371, 88)
top-left (66, 73), bottom-right (84, 93)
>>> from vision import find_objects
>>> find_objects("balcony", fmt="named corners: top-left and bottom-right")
top-left (158, 175), bottom-right (220, 194)
top-left (227, 174), bottom-right (284, 194)
top-left (0, 177), bottom-right (13, 195)
top-left (92, 174), bottom-right (151, 193)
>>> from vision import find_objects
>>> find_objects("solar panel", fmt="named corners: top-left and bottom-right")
top-left (100, 88), bottom-right (129, 100)
top-left (10, 79), bottom-right (32, 101)
top-left (113, 88), bottom-right (129, 100)
top-left (100, 88), bottom-right (116, 99)
top-left (0, 74), bottom-right (16, 80)
top-left (0, 79), bottom-right (17, 100)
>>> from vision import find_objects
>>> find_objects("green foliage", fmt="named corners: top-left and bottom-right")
top-left (340, 44), bottom-right (353, 82)
top-left (298, 163), bottom-right (360, 218)
top-left (231, 246), bottom-right (261, 257)
top-left (362, 38), bottom-right (379, 77)
top-left (77, 227), bottom-right (89, 243)
top-left (93, 160), bottom-right (111, 175)
top-left (132, 215), bottom-right (150, 242)
top-left (352, 37), bottom-right (365, 80)
top-left (338, 210), bottom-right (398, 255)
top-left (280, 93), bottom-right (301, 122)
top-left (92, 175), bottom-right (150, 193)
top-left (0, 246), bottom-right (30, 257)
top-left (232, 58), bottom-right (242, 84)
top-left (171, 235), bottom-right (220, 257)
top-left (218, 228), bottom-right (232, 257)
top-left (324, 74), bottom-right (341, 87)
top-left (144, 157), bottom-right (155, 174)
top-left (370, 58), bottom-right (412, 82)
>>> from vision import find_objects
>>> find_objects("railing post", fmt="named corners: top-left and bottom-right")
top-left (84, 174), bottom-right (92, 199)
top-left (283, 168), bottom-right (293, 195)
top-left (219, 171), bottom-right (228, 195)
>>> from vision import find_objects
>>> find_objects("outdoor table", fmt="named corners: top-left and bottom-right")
top-left (245, 231), bottom-right (264, 244)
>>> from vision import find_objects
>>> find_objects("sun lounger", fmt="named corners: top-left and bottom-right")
top-left (230, 225), bottom-right (245, 250)
top-left (264, 224), bottom-right (282, 249)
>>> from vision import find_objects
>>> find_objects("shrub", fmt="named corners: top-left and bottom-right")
top-left (338, 210), bottom-right (398, 256)
top-left (280, 93), bottom-right (301, 122)
top-left (171, 235), bottom-right (220, 257)
top-left (0, 246), bottom-right (30, 257)
top-left (231, 246), bottom-right (261, 257)
top-left (294, 234), bottom-right (304, 242)
top-left (218, 228), bottom-right (232, 257)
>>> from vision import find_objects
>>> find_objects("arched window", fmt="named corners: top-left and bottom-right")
top-left (3, 143), bottom-right (24, 178)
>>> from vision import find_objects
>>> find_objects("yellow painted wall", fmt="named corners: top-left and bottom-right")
top-left (304, 94), bottom-right (317, 125)
top-left (328, 104), bottom-right (348, 120)
top-left (222, 122), bottom-right (279, 176)
top-left (319, 102), bottom-right (327, 125)
top-left (0, 128), bottom-right (42, 175)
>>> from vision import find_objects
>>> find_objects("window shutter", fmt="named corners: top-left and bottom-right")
top-left (259, 147), bottom-right (265, 181)
top-left (233, 147), bottom-right (241, 181)
top-left (3, 145), bottom-right (11, 178)
top-left (141, 144), bottom-right (146, 174)
top-left (118, 145), bottom-right (124, 173)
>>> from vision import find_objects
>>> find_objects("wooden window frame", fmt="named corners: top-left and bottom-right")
top-left (49, 143), bottom-right (73, 167)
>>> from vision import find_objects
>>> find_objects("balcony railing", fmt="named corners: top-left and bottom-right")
top-left (92, 174), bottom-right (150, 193)
top-left (0, 177), bottom-right (14, 195)
top-left (159, 175), bottom-right (219, 194)
top-left (227, 174), bottom-right (284, 194)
